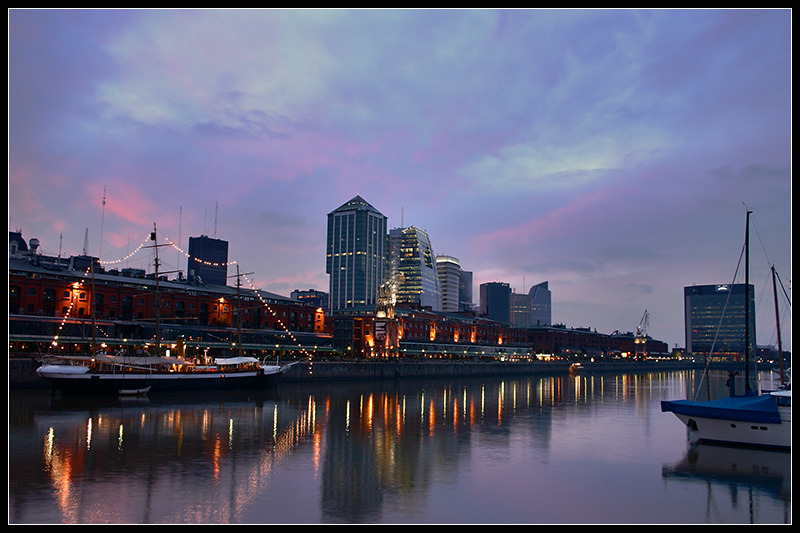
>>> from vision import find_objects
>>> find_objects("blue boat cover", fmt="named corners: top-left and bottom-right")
top-left (661, 394), bottom-right (782, 424)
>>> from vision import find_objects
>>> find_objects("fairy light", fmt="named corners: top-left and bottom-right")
top-left (47, 226), bottom-right (315, 363)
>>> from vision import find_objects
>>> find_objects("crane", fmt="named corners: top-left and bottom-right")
top-left (635, 310), bottom-right (649, 358)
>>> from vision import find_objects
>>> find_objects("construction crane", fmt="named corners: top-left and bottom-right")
top-left (635, 310), bottom-right (649, 358)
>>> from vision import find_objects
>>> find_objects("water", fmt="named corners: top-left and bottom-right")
top-left (8, 370), bottom-right (791, 524)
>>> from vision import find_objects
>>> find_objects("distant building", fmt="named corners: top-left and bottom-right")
top-left (435, 255), bottom-right (462, 312)
top-left (326, 195), bottom-right (388, 313)
top-left (510, 292), bottom-right (531, 327)
top-left (480, 282), bottom-right (511, 323)
top-left (187, 235), bottom-right (229, 286)
top-left (291, 289), bottom-right (329, 310)
top-left (684, 283), bottom-right (755, 359)
top-left (529, 281), bottom-right (552, 326)
top-left (459, 270), bottom-right (474, 312)
top-left (390, 226), bottom-right (440, 311)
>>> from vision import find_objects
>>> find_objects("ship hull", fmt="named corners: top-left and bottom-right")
top-left (36, 365), bottom-right (283, 395)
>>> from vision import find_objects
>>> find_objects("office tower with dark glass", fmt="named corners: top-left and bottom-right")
top-left (187, 235), bottom-right (229, 286)
top-left (390, 226), bottom-right (441, 311)
top-left (480, 281), bottom-right (511, 323)
top-left (529, 281), bottom-right (552, 326)
top-left (684, 283), bottom-right (755, 359)
top-left (326, 196), bottom-right (388, 313)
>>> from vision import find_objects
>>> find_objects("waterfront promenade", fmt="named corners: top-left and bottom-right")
top-left (10, 356), bottom-right (719, 389)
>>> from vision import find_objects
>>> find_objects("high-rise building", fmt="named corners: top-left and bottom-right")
top-left (326, 196), bottom-right (388, 313)
top-left (529, 281), bottom-right (552, 326)
top-left (187, 235), bottom-right (229, 286)
top-left (390, 226), bottom-right (440, 311)
top-left (511, 292), bottom-right (531, 327)
top-left (459, 269), bottom-right (473, 311)
top-left (480, 281), bottom-right (511, 323)
top-left (436, 255), bottom-right (462, 312)
top-left (684, 283), bottom-right (755, 358)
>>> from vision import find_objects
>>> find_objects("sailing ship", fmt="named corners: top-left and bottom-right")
top-left (661, 210), bottom-right (791, 449)
top-left (35, 352), bottom-right (296, 395)
top-left (35, 224), bottom-right (301, 395)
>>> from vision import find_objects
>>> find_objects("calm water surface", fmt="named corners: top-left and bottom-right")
top-left (8, 370), bottom-right (791, 524)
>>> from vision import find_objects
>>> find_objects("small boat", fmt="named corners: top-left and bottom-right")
top-left (661, 210), bottom-right (791, 450)
top-left (568, 363), bottom-right (584, 374)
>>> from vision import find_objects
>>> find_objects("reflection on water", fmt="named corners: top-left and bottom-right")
top-left (663, 444), bottom-right (791, 524)
top-left (8, 371), bottom-right (791, 524)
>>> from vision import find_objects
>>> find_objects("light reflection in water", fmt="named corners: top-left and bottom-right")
top-left (9, 371), bottom-right (791, 524)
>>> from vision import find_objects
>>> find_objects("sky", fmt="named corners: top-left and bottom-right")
top-left (8, 9), bottom-right (792, 351)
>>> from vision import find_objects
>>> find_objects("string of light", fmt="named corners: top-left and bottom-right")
top-left (51, 227), bottom-right (314, 361)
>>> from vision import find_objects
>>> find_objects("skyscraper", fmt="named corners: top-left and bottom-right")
top-left (326, 196), bottom-right (388, 313)
top-left (435, 255), bottom-right (462, 312)
top-left (187, 235), bottom-right (229, 286)
top-left (529, 281), bottom-right (552, 326)
top-left (684, 283), bottom-right (755, 358)
top-left (390, 226), bottom-right (440, 311)
top-left (480, 281), bottom-right (511, 323)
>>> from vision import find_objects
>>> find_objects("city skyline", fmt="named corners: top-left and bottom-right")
top-left (8, 9), bottom-right (791, 350)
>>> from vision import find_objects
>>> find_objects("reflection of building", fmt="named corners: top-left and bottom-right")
top-left (685, 284), bottom-right (755, 359)
top-left (390, 226), bottom-right (440, 311)
top-left (326, 196), bottom-right (388, 313)
top-left (187, 235), bottom-right (229, 286)
top-left (480, 282), bottom-right (511, 323)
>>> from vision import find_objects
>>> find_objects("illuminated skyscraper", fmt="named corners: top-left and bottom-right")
top-left (326, 196), bottom-right (388, 313)
top-left (684, 283), bottom-right (755, 358)
top-left (390, 226), bottom-right (440, 311)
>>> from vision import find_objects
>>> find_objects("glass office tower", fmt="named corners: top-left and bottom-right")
top-left (326, 196), bottom-right (388, 313)
top-left (529, 281), bottom-right (552, 326)
top-left (187, 235), bottom-right (229, 286)
top-left (684, 283), bottom-right (755, 359)
top-left (480, 281), bottom-right (511, 323)
top-left (390, 226), bottom-right (441, 311)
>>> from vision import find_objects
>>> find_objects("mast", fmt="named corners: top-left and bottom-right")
top-left (152, 224), bottom-right (162, 356)
top-left (771, 265), bottom-right (785, 387)
top-left (744, 209), bottom-right (752, 393)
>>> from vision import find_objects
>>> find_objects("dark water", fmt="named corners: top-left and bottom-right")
top-left (8, 370), bottom-right (791, 524)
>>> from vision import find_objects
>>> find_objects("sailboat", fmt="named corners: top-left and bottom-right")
top-left (36, 224), bottom-right (300, 395)
top-left (661, 210), bottom-right (791, 449)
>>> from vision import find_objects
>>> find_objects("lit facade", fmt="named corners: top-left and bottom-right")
top-left (326, 196), bottom-right (388, 313)
top-left (684, 283), bottom-right (755, 359)
top-left (391, 226), bottom-right (441, 311)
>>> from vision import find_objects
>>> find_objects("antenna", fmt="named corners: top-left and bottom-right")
top-left (83, 228), bottom-right (89, 256)
top-left (178, 206), bottom-right (183, 273)
top-left (99, 186), bottom-right (106, 259)
top-left (214, 201), bottom-right (218, 238)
